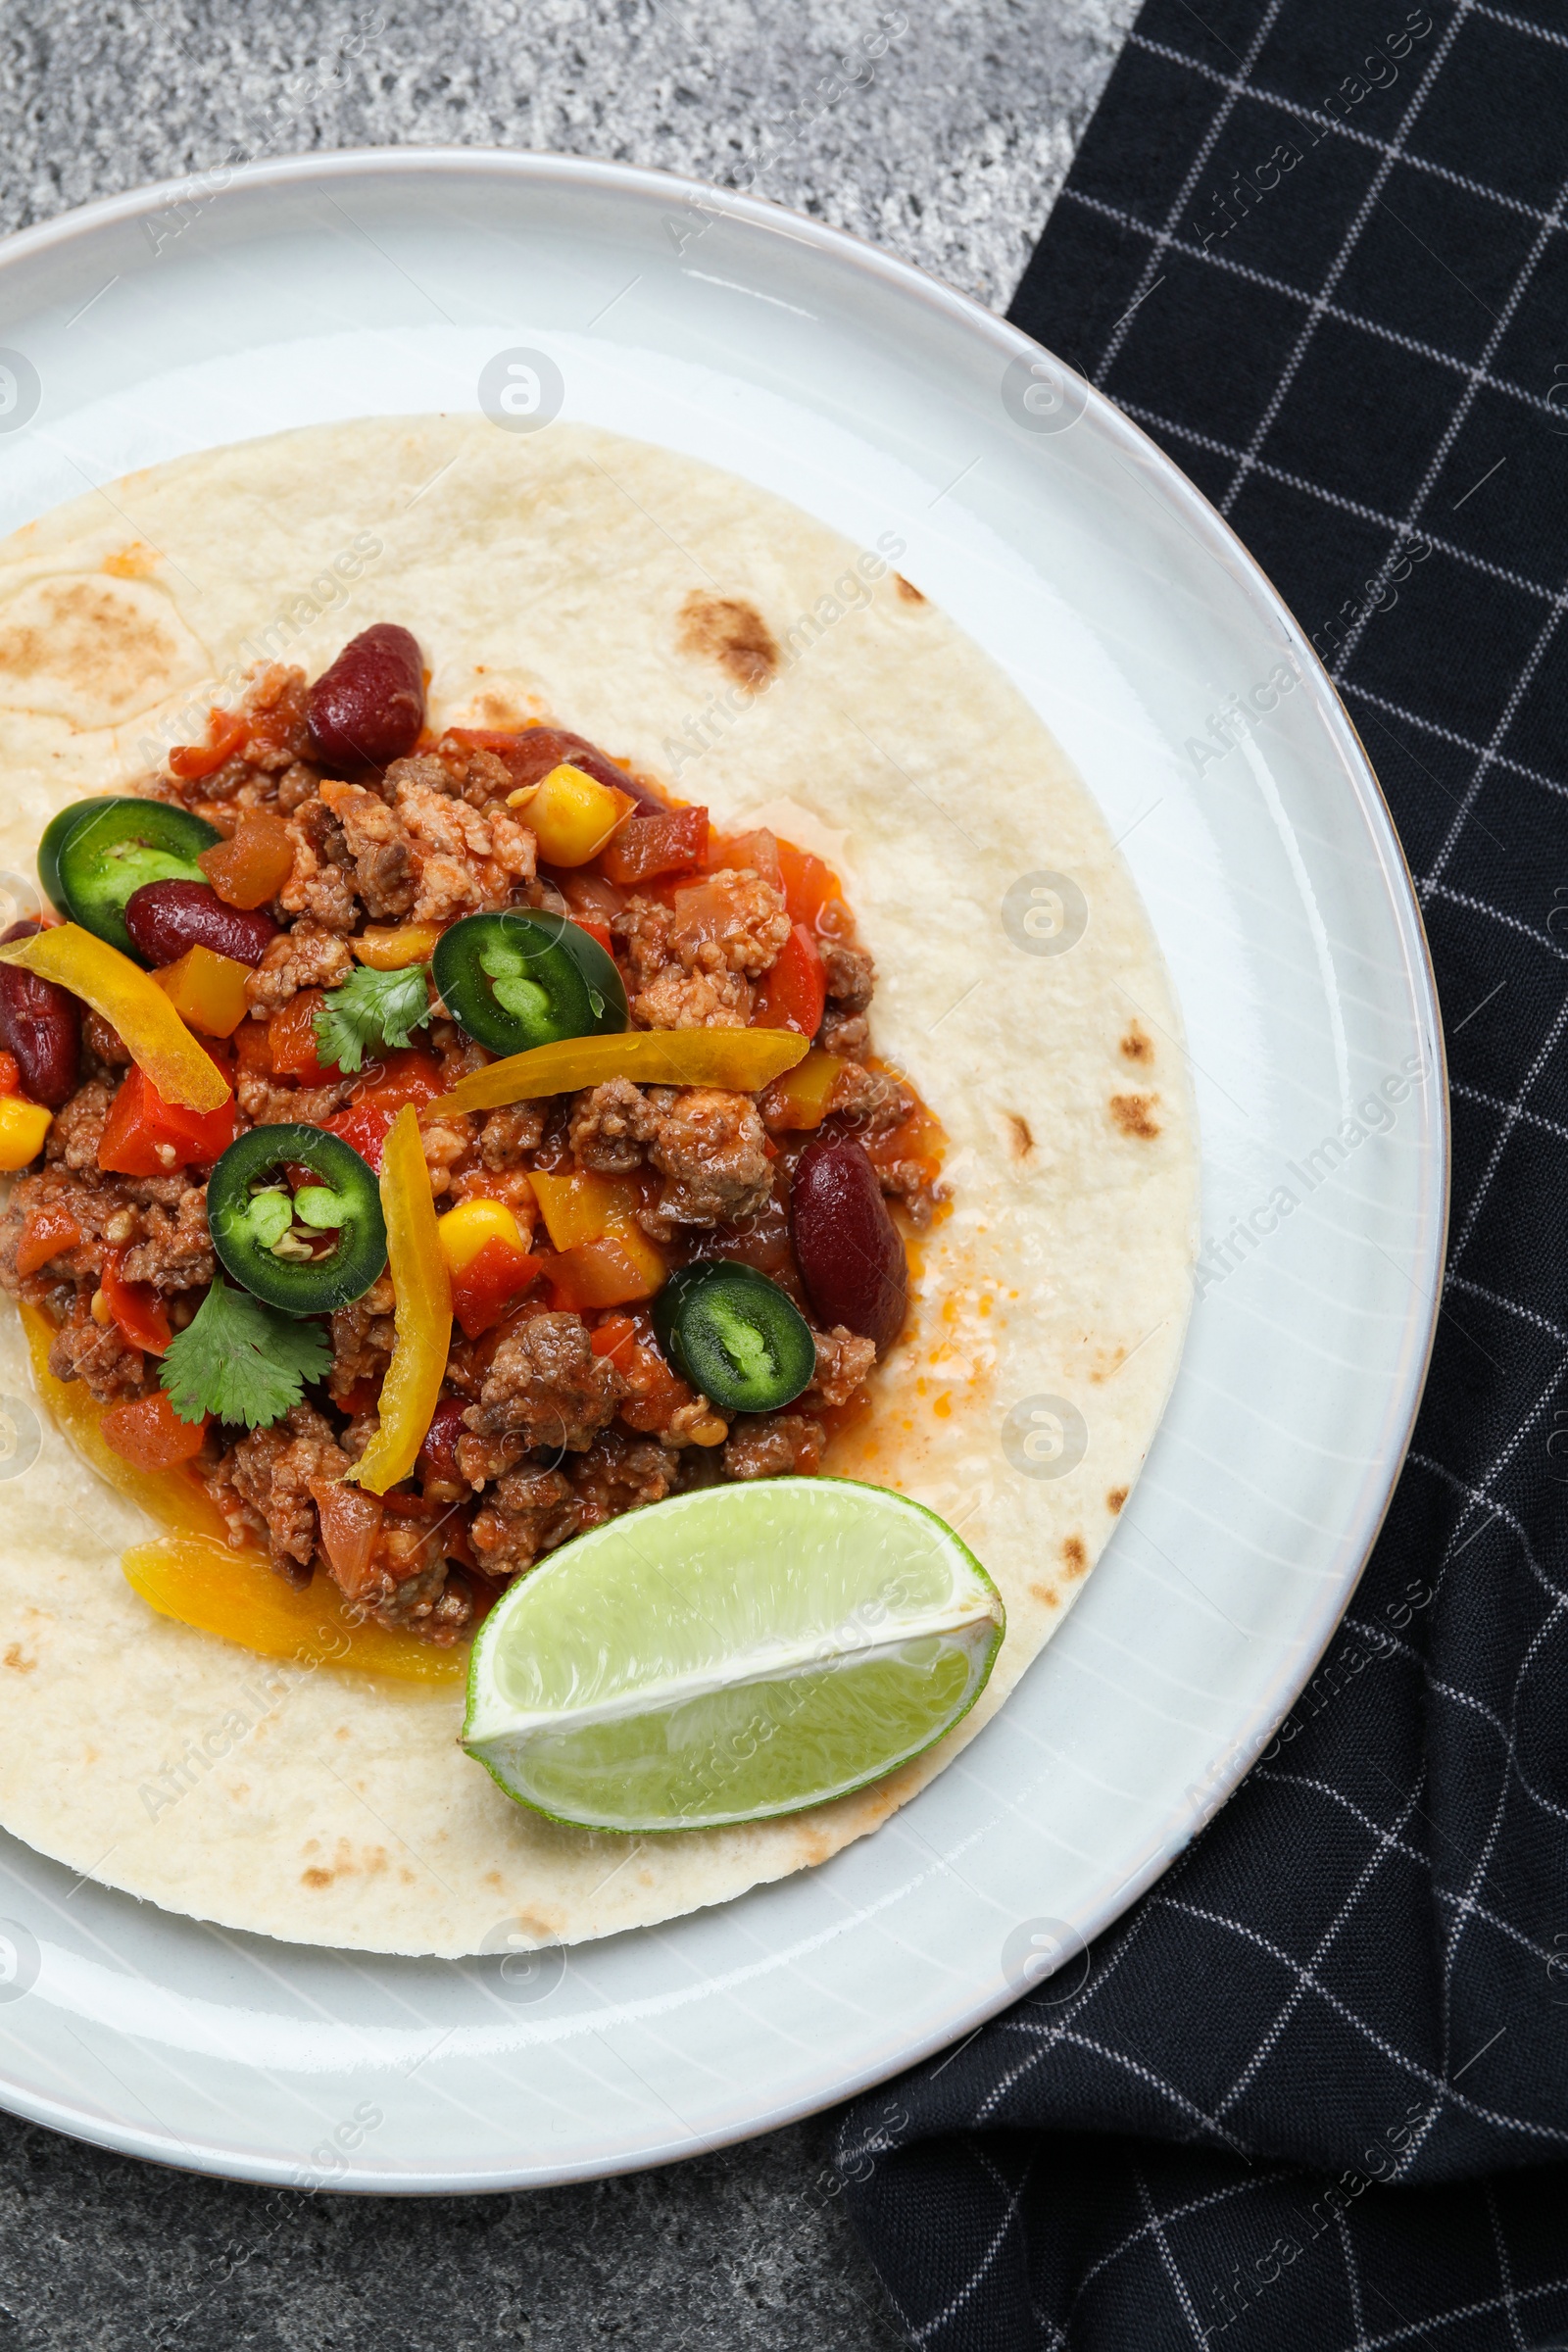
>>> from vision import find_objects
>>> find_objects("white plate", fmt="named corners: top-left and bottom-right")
top-left (0, 151), bottom-right (1445, 2190)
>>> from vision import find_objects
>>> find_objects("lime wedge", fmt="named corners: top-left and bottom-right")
top-left (462, 1478), bottom-right (1004, 1833)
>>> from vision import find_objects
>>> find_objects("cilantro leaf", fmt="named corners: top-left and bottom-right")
top-left (161, 1275), bottom-right (332, 1429)
top-left (314, 961), bottom-right (433, 1074)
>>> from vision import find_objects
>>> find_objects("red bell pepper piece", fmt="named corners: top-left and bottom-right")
top-left (450, 1236), bottom-right (544, 1340)
top-left (752, 922), bottom-right (826, 1039)
top-left (97, 1064), bottom-right (238, 1176)
top-left (268, 990), bottom-right (339, 1082)
top-left (100, 1389), bottom-right (209, 1470)
top-left (100, 1248), bottom-right (172, 1356)
top-left (0, 1053), bottom-right (20, 1097)
top-left (600, 805), bottom-right (709, 886)
top-left (168, 710), bottom-right (247, 782)
top-left (572, 916), bottom-right (613, 956)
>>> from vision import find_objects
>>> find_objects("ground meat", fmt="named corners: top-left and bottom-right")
top-left (46, 1306), bottom-right (146, 1403)
top-left (569, 1078), bottom-right (655, 1175)
top-left (463, 1312), bottom-right (624, 1452)
top-left (876, 1159), bottom-right (947, 1230)
top-left (222, 1401), bottom-right (344, 1582)
top-left (721, 1413), bottom-right (826, 1481)
top-left (819, 940), bottom-right (875, 1013)
top-left (82, 1009), bottom-right (131, 1066)
top-left (347, 757), bottom-right (537, 924)
top-left (568, 1428), bottom-right (681, 1527)
top-left (119, 1186), bottom-right (213, 1294)
top-left (244, 918), bottom-right (354, 1013)
top-left (274, 760), bottom-right (319, 813)
top-left (807, 1325), bottom-right (877, 1408)
top-left (278, 794), bottom-right (359, 932)
top-left (240, 662), bottom-right (314, 771)
top-left (642, 1087), bottom-right (771, 1230)
top-left (45, 1081), bottom-right (114, 1172)
top-left (478, 1100), bottom-right (547, 1166)
top-left (425, 737), bottom-right (516, 811)
top-left (818, 1009), bottom-right (869, 1059)
top-left (236, 1067), bottom-right (356, 1128)
top-left (613, 869), bottom-right (787, 1029)
top-left (313, 780), bottom-right (415, 919)
top-left (418, 1107), bottom-right (475, 1199)
top-left (0, 1169), bottom-right (130, 1298)
top-left (356, 1527), bottom-right (467, 1636)
top-left (468, 1466), bottom-right (580, 1575)
top-left (668, 869), bottom-right (791, 978)
top-left (825, 1063), bottom-right (916, 1141)
top-left (453, 1429), bottom-right (531, 1489)
top-left (327, 1276), bottom-right (395, 1402)
top-left (632, 965), bottom-right (754, 1029)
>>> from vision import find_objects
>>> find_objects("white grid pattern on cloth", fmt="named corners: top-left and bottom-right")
top-left (840, 4), bottom-right (1568, 2341)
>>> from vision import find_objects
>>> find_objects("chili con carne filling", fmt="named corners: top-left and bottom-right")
top-left (0, 628), bottom-right (947, 1649)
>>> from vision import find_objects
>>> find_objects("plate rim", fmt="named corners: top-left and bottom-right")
top-left (0, 143), bottom-right (1450, 2188)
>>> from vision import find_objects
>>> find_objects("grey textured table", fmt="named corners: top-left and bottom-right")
top-left (0, 3), bottom-right (1135, 2343)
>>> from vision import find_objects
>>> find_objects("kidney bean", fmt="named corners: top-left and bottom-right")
top-left (308, 623), bottom-right (425, 773)
top-left (790, 1135), bottom-right (908, 1355)
top-left (0, 920), bottom-right (79, 1107)
top-left (468, 724), bottom-right (662, 808)
top-left (124, 881), bottom-right (277, 969)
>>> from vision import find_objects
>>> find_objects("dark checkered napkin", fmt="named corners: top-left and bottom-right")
top-left (838, 2), bottom-right (1568, 2343)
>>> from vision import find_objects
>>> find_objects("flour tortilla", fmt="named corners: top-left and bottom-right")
top-left (0, 418), bottom-right (1198, 1956)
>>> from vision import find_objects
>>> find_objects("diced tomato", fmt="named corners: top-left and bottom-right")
top-left (600, 805), bottom-right (710, 886)
top-left (572, 916), bottom-right (613, 956)
top-left (588, 1310), bottom-right (696, 1432)
top-left (233, 1019), bottom-right (273, 1075)
top-left (267, 991), bottom-right (339, 1083)
top-left (325, 1048), bottom-right (445, 1172)
top-left (100, 1389), bottom-right (209, 1471)
top-left (198, 809), bottom-right (295, 910)
top-left (337, 1379), bottom-right (381, 1419)
top-left (168, 710), bottom-right (248, 782)
top-left (450, 1235), bottom-right (545, 1340)
top-left (359, 1047), bottom-right (444, 1114)
top-left (775, 839), bottom-right (846, 935)
top-left (753, 922), bottom-right (826, 1039)
top-left (0, 1054), bottom-right (20, 1098)
top-left (15, 1203), bottom-right (81, 1276)
top-left (324, 1100), bottom-right (393, 1170)
top-left (97, 1065), bottom-right (238, 1177)
top-left (589, 1312), bottom-right (641, 1364)
top-left (100, 1249), bottom-right (172, 1355)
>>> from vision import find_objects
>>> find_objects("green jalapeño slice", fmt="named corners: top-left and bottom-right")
top-left (654, 1261), bottom-right (816, 1414)
top-left (432, 908), bottom-right (627, 1058)
top-left (207, 1124), bottom-right (387, 1314)
top-left (51, 797), bottom-right (221, 957)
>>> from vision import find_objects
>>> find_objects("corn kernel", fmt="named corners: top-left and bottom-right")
top-left (0, 1096), bottom-right (52, 1171)
top-left (353, 924), bottom-right (446, 971)
top-left (517, 762), bottom-right (634, 867)
top-left (437, 1195), bottom-right (525, 1276)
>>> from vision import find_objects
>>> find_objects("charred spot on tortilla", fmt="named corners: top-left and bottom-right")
top-left (1110, 1092), bottom-right (1161, 1141)
top-left (1106, 1486), bottom-right (1128, 1515)
top-left (2, 1644), bottom-right (33, 1673)
top-left (894, 573), bottom-right (925, 604)
top-left (1062, 1534), bottom-right (1088, 1577)
top-left (302, 1867), bottom-right (334, 1888)
top-left (1029, 1582), bottom-right (1060, 1607)
top-left (0, 574), bottom-right (204, 724)
top-left (1120, 1021), bottom-right (1153, 1064)
top-left (677, 591), bottom-right (779, 689)
top-left (1004, 1111), bottom-right (1035, 1161)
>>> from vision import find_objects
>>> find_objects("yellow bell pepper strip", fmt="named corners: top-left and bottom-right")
top-left (428, 1026), bottom-right (809, 1117)
top-left (0, 924), bottom-right (229, 1112)
top-left (758, 1048), bottom-right (846, 1132)
top-left (122, 1537), bottom-right (464, 1683)
top-left (346, 1102), bottom-right (452, 1495)
top-left (508, 762), bottom-right (635, 866)
top-left (152, 944), bottom-right (251, 1038)
top-left (353, 923), bottom-right (446, 970)
top-left (0, 1097), bottom-right (51, 1169)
